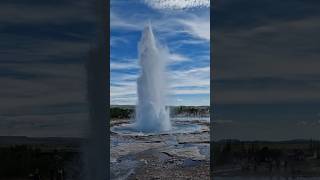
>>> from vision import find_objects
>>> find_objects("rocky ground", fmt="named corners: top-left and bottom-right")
top-left (110, 119), bottom-right (210, 180)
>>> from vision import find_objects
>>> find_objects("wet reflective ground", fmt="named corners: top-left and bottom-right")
top-left (110, 117), bottom-right (210, 179)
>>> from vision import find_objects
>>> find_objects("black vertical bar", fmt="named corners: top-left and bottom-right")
top-left (210, 0), bottom-right (215, 179)
top-left (85, 0), bottom-right (109, 179)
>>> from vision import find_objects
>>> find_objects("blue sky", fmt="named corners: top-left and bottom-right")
top-left (110, 0), bottom-right (210, 106)
top-left (2, 0), bottom-right (318, 139)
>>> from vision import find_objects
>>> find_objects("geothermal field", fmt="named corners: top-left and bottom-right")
top-left (110, 106), bottom-right (210, 179)
top-left (110, 24), bottom-right (210, 179)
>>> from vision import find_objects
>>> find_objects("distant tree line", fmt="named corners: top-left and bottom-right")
top-left (110, 107), bottom-right (134, 119)
top-left (110, 106), bottom-right (209, 119)
top-left (171, 106), bottom-right (209, 117)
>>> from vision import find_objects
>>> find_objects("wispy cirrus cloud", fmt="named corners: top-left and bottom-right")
top-left (110, 8), bottom-right (210, 42)
top-left (110, 65), bottom-right (210, 104)
top-left (169, 53), bottom-right (191, 63)
top-left (110, 36), bottom-right (129, 47)
top-left (110, 52), bottom-right (190, 71)
top-left (141, 0), bottom-right (210, 10)
top-left (110, 11), bottom-right (141, 31)
top-left (110, 0), bottom-right (209, 105)
top-left (110, 60), bottom-right (138, 70)
top-left (178, 15), bottom-right (210, 41)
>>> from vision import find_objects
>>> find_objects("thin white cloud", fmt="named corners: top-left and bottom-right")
top-left (110, 72), bottom-right (138, 102)
top-left (110, 80), bottom-right (137, 105)
top-left (110, 10), bottom-right (210, 41)
top-left (110, 53), bottom-right (190, 70)
top-left (110, 11), bottom-right (141, 31)
top-left (110, 66), bottom-right (210, 104)
top-left (171, 89), bottom-right (209, 95)
top-left (178, 16), bottom-right (210, 41)
top-left (110, 3), bottom-right (210, 105)
top-left (142, 0), bottom-right (210, 10)
top-left (110, 85), bottom-right (136, 97)
top-left (169, 53), bottom-right (190, 63)
top-left (110, 36), bottom-right (129, 47)
top-left (169, 66), bottom-right (210, 91)
top-left (110, 61), bottom-right (138, 70)
top-left (111, 72), bottom-right (138, 83)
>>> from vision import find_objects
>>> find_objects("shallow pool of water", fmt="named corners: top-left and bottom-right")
top-left (111, 120), bottom-right (206, 136)
top-left (171, 116), bottom-right (210, 122)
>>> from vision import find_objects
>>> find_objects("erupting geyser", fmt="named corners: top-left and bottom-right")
top-left (134, 22), bottom-right (171, 132)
